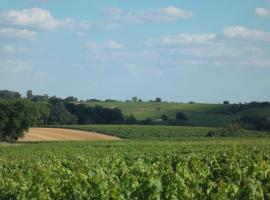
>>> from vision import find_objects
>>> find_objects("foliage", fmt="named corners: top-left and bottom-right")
top-left (161, 114), bottom-right (168, 121)
top-left (65, 103), bottom-right (124, 125)
top-left (0, 100), bottom-right (38, 142)
top-left (175, 112), bottom-right (188, 121)
top-left (0, 90), bottom-right (21, 100)
top-left (64, 96), bottom-right (78, 103)
top-left (48, 97), bottom-right (76, 125)
top-left (125, 114), bottom-right (137, 124)
top-left (218, 102), bottom-right (270, 115)
top-left (0, 139), bottom-right (269, 199)
top-left (132, 97), bottom-right (138, 102)
top-left (26, 90), bottom-right (33, 99)
top-left (207, 123), bottom-right (243, 137)
top-left (239, 114), bottom-right (270, 131)
top-left (155, 97), bottom-right (162, 102)
top-left (223, 100), bottom-right (230, 104)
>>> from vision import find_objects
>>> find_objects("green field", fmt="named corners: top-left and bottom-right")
top-left (85, 102), bottom-right (270, 127)
top-left (0, 139), bottom-right (269, 199)
top-left (50, 125), bottom-right (270, 139)
top-left (86, 102), bottom-right (228, 122)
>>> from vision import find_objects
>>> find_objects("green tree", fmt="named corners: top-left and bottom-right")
top-left (0, 100), bottom-right (38, 142)
top-left (175, 112), bottom-right (188, 121)
top-left (64, 96), bottom-right (78, 103)
top-left (223, 100), bottom-right (230, 104)
top-left (132, 97), bottom-right (138, 102)
top-left (155, 97), bottom-right (161, 102)
top-left (35, 103), bottom-right (50, 125)
top-left (126, 114), bottom-right (137, 124)
top-left (48, 98), bottom-right (74, 125)
top-left (161, 114), bottom-right (168, 121)
top-left (26, 90), bottom-right (33, 99)
top-left (0, 90), bottom-right (21, 99)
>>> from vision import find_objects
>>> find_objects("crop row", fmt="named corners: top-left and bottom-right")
top-left (0, 139), bottom-right (269, 199)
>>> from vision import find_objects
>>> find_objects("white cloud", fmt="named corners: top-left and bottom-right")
top-left (86, 40), bottom-right (123, 50)
top-left (79, 20), bottom-right (91, 30)
top-left (0, 8), bottom-right (74, 30)
top-left (0, 59), bottom-right (32, 73)
top-left (146, 33), bottom-right (216, 45)
top-left (125, 63), bottom-right (162, 76)
top-left (255, 7), bottom-right (269, 17)
top-left (223, 26), bottom-right (270, 42)
top-left (0, 44), bottom-right (26, 53)
top-left (76, 31), bottom-right (87, 37)
top-left (0, 28), bottom-right (37, 40)
top-left (105, 6), bottom-right (193, 27)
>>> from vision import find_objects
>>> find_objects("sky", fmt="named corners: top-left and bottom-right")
top-left (0, 0), bottom-right (270, 103)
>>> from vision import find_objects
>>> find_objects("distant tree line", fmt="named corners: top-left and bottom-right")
top-left (236, 114), bottom-right (270, 131)
top-left (216, 101), bottom-right (270, 131)
top-left (0, 90), bottom-right (126, 142)
top-left (217, 102), bottom-right (270, 115)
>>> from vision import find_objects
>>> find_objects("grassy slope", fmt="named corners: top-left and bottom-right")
top-left (49, 125), bottom-right (270, 140)
top-left (87, 102), bottom-right (233, 127)
top-left (86, 102), bottom-right (270, 127)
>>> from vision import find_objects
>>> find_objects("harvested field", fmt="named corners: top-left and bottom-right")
top-left (20, 128), bottom-right (121, 142)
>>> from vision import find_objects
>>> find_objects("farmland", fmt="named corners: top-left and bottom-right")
top-left (49, 125), bottom-right (270, 139)
top-left (0, 139), bottom-right (270, 199)
top-left (19, 128), bottom-right (121, 142)
top-left (85, 101), bottom-right (270, 127)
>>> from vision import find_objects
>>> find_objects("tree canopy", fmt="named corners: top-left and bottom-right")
top-left (0, 100), bottom-right (38, 142)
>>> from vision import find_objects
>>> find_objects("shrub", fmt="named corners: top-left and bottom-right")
top-left (125, 114), bottom-right (137, 124)
top-left (207, 123), bottom-right (242, 137)
top-left (175, 112), bottom-right (188, 121)
top-left (161, 114), bottom-right (168, 121)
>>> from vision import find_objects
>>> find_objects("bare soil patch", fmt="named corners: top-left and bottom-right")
top-left (20, 128), bottom-right (121, 142)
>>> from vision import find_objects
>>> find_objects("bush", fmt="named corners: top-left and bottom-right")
top-left (140, 118), bottom-right (153, 125)
top-left (239, 114), bottom-right (270, 131)
top-left (161, 114), bottom-right (168, 121)
top-left (223, 101), bottom-right (230, 104)
top-left (175, 112), bottom-right (188, 121)
top-left (207, 123), bottom-right (242, 137)
top-left (125, 114), bottom-right (137, 124)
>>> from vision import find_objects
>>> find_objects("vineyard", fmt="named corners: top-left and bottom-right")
top-left (48, 125), bottom-right (270, 139)
top-left (0, 139), bottom-right (270, 199)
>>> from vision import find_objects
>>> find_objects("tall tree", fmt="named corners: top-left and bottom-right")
top-left (26, 90), bottom-right (33, 99)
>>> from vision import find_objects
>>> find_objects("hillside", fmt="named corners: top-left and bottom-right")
top-left (86, 102), bottom-right (270, 127)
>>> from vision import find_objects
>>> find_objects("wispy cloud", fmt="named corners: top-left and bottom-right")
top-left (0, 8), bottom-right (75, 30)
top-left (0, 44), bottom-right (26, 54)
top-left (223, 26), bottom-right (270, 42)
top-left (255, 7), bottom-right (269, 17)
top-left (79, 20), bottom-right (92, 30)
top-left (0, 28), bottom-right (37, 40)
top-left (146, 33), bottom-right (216, 45)
top-left (104, 6), bottom-right (193, 28)
top-left (0, 59), bottom-right (32, 73)
top-left (86, 40), bottom-right (124, 50)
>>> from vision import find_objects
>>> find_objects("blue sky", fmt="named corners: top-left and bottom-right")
top-left (0, 0), bottom-right (270, 103)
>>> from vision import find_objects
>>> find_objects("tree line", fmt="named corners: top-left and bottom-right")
top-left (0, 90), bottom-right (126, 142)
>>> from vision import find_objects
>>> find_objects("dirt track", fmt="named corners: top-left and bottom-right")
top-left (20, 128), bottom-right (120, 142)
